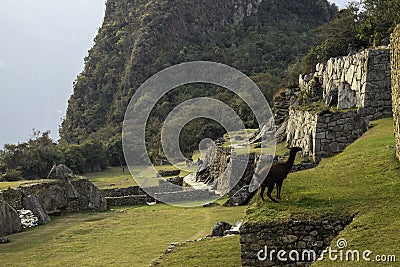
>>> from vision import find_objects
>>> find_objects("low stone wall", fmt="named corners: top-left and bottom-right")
top-left (391, 25), bottom-right (400, 161)
top-left (153, 189), bottom-right (219, 204)
top-left (240, 214), bottom-right (354, 267)
top-left (299, 48), bottom-right (392, 120)
top-left (101, 186), bottom-right (145, 198)
top-left (105, 195), bottom-right (148, 206)
top-left (287, 109), bottom-right (369, 163)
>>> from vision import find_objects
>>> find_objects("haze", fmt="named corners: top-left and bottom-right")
top-left (0, 0), bottom-right (348, 148)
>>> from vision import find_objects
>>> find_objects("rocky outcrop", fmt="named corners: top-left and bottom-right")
top-left (22, 195), bottom-right (50, 225)
top-left (47, 164), bottom-right (75, 181)
top-left (391, 25), bottom-right (400, 161)
top-left (212, 221), bottom-right (233, 237)
top-left (223, 185), bottom-right (255, 207)
top-left (273, 88), bottom-right (300, 128)
top-left (196, 146), bottom-right (257, 196)
top-left (2, 177), bottom-right (107, 216)
top-left (158, 170), bottom-right (180, 177)
top-left (0, 192), bottom-right (22, 236)
top-left (18, 209), bottom-right (39, 229)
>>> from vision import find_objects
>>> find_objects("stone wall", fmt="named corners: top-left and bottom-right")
top-left (105, 195), bottom-right (148, 206)
top-left (240, 214), bottom-right (354, 267)
top-left (299, 48), bottom-right (392, 120)
top-left (101, 186), bottom-right (145, 198)
top-left (287, 109), bottom-right (369, 163)
top-left (391, 25), bottom-right (400, 161)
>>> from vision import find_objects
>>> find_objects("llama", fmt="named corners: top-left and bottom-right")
top-left (253, 147), bottom-right (302, 203)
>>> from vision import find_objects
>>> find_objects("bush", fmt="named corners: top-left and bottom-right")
top-left (1, 169), bottom-right (24, 182)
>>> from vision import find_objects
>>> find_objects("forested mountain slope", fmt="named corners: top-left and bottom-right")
top-left (60, 0), bottom-right (337, 163)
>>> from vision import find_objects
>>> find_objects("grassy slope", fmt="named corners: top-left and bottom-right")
top-left (246, 118), bottom-right (400, 266)
top-left (0, 204), bottom-right (245, 267)
top-left (158, 118), bottom-right (400, 266)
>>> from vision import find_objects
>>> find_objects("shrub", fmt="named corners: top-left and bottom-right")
top-left (1, 169), bottom-right (24, 182)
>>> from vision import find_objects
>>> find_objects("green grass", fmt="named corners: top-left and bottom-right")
top-left (244, 118), bottom-right (400, 266)
top-left (0, 180), bottom-right (55, 190)
top-left (84, 167), bottom-right (137, 189)
top-left (153, 236), bottom-right (241, 267)
top-left (85, 165), bottom-right (194, 189)
top-left (1, 204), bottom-right (246, 267)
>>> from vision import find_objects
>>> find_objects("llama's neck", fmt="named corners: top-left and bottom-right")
top-left (284, 150), bottom-right (298, 169)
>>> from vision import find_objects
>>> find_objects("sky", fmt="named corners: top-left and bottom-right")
top-left (0, 0), bottom-right (349, 148)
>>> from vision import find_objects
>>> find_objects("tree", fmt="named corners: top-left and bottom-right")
top-left (0, 131), bottom-right (60, 180)
top-left (359, 0), bottom-right (400, 46)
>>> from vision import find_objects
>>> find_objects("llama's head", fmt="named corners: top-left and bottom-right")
top-left (288, 147), bottom-right (302, 153)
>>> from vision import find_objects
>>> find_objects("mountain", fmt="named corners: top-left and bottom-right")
top-left (60, 0), bottom-right (337, 164)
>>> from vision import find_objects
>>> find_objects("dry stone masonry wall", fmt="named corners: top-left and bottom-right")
top-left (287, 109), bottom-right (369, 163)
top-left (391, 25), bottom-right (400, 161)
top-left (299, 48), bottom-right (392, 120)
top-left (240, 215), bottom-right (354, 267)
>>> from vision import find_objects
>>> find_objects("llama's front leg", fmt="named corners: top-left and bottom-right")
top-left (267, 185), bottom-right (279, 203)
top-left (276, 184), bottom-right (280, 200)
top-left (276, 181), bottom-right (283, 200)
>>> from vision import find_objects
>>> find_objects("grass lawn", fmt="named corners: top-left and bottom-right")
top-left (0, 204), bottom-right (246, 267)
top-left (84, 167), bottom-right (137, 189)
top-left (152, 235), bottom-right (242, 267)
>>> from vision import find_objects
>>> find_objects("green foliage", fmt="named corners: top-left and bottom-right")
top-left (0, 131), bottom-right (109, 180)
top-left (0, 131), bottom-right (60, 180)
top-left (358, 0), bottom-right (400, 46)
top-left (0, 169), bottom-right (23, 182)
top-left (289, 0), bottom-right (400, 79)
top-left (60, 0), bottom-right (337, 163)
top-left (59, 140), bottom-right (108, 174)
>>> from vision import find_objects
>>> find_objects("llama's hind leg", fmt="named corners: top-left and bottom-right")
top-left (267, 185), bottom-right (279, 203)
top-left (260, 185), bottom-right (266, 201)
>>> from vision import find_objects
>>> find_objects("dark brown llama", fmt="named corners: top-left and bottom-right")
top-left (254, 147), bottom-right (302, 203)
